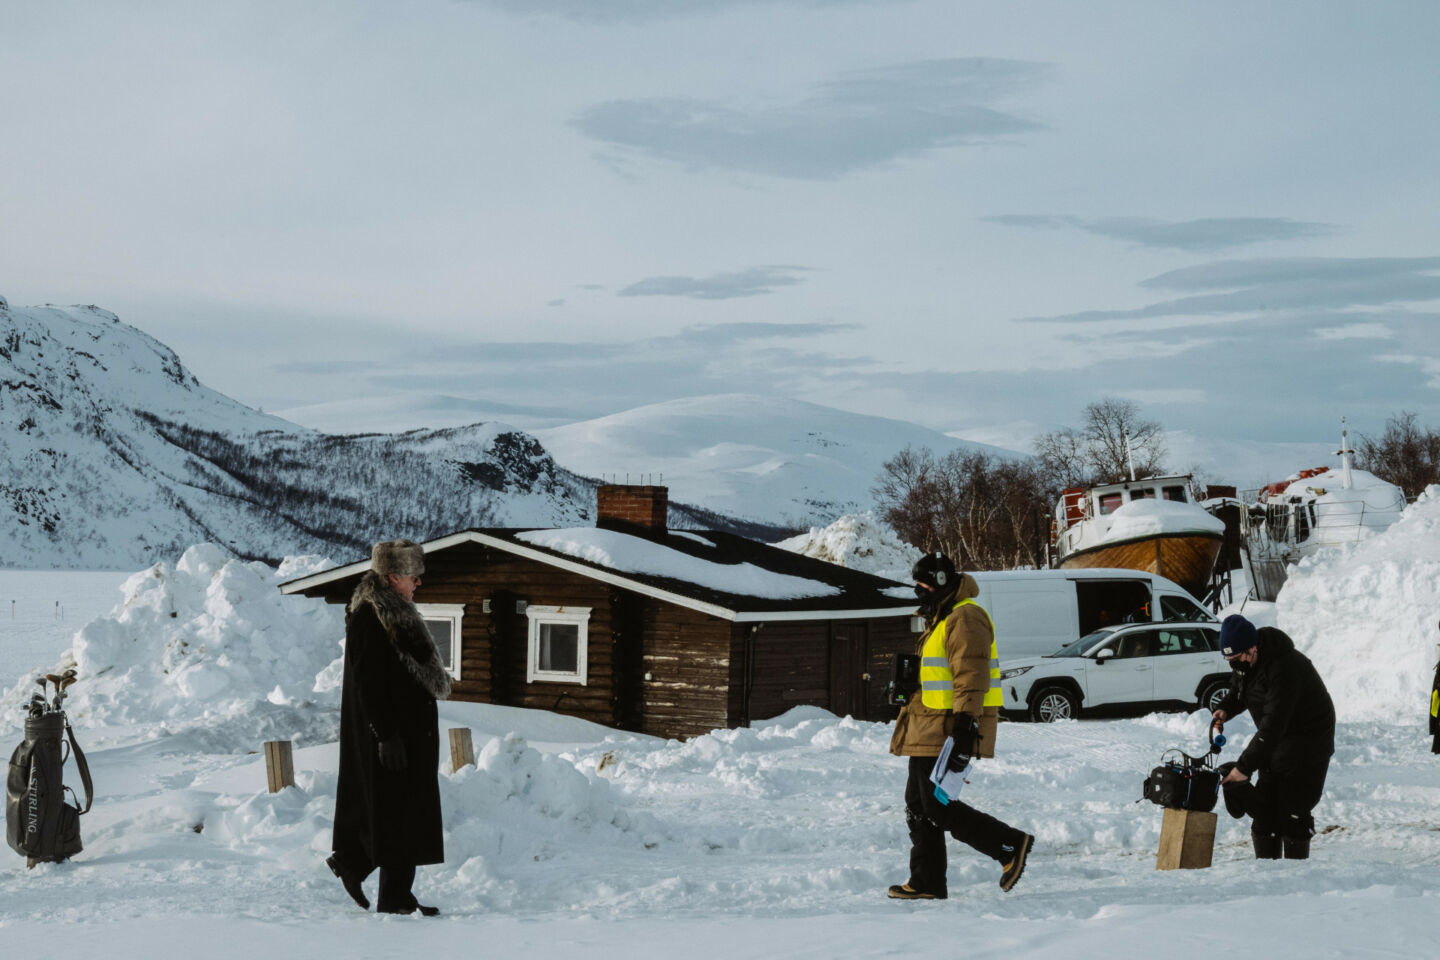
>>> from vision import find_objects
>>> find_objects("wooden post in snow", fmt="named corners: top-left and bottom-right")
top-left (263, 740), bottom-right (295, 793)
top-left (1156, 808), bottom-right (1217, 870)
top-left (449, 727), bottom-right (475, 772)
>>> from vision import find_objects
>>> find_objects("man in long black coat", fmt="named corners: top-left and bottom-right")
top-left (327, 539), bottom-right (451, 914)
top-left (1212, 614), bottom-right (1334, 860)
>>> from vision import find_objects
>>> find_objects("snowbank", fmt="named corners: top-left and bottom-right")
top-left (770, 511), bottom-right (919, 583)
top-left (1102, 498), bottom-right (1224, 543)
top-left (1277, 485), bottom-right (1440, 722)
top-left (4, 544), bottom-right (345, 750)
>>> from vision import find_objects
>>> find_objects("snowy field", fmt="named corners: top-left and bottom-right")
top-left (3, 490), bottom-right (1439, 958)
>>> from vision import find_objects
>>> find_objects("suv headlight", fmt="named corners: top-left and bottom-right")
top-left (1000, 665), bottom-right (1033, 680)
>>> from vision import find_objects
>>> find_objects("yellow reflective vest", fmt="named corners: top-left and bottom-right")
top-left (919, 598), bottom-right (1002, 711)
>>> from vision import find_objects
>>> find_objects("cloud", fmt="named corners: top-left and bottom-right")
top-left (618, 265), bottom-right (812, 299)
top-left (469, 0), bottom-right (899, 25)
top-left (1024, 256), bottom-right (1440, 323)
top-left (985, 215), bottom-right (1335, 252)
top-left (573, 58), bottom-right (1047, 180)
top-left (1313, 322), bottom-right (1395, 341)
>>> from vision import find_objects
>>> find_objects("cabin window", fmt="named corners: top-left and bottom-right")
top-left (1130, 488), bottom-right (1156, 501)
top-left (525, 605), bottom-right (591, 685)
top-left (416, 603), bottom-right (464, 680)
top-left (1098, 492), bottom-right (1123, 515)
top-left (1163, 485), bottom-right (1187, 502)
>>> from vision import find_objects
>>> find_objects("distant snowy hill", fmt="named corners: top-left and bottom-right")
top-left (0, 302), bottom-right (755, 569)
top-left (534, 395), bottom-right (1019, 526)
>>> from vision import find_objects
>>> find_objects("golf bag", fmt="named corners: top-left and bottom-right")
top-left (6, 711), bottom-right (93, 867)
top-left (1141, 725), bottom-right (1225, 813)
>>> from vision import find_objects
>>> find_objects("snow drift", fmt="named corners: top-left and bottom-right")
top-left (771, 511), bottom-right (919, 583)
top-left (1278, 485), bottom-right (1440, 722)
top-left (4, 544), bottom-right (345, 750)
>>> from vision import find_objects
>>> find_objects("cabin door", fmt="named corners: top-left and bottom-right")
top-left (829, 623), bottom-right (872, 720)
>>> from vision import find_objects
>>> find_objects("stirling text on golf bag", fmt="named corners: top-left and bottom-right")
top-left (6, 712), bottom-right (94, 867)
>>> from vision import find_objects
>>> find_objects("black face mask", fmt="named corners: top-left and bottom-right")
top-left (913, 584), bottom-right (932, 601)
top-left (1228, 659), bottom-right (1248, 676)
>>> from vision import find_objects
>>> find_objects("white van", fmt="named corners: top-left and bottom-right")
top-left (971, 568), bottom-right (1216, 663)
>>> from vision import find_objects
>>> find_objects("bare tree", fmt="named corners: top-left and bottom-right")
top-left (873, 447), bottom-right (1050, 571)
top-left (1033, 426), bottom-right (1090, 489)
top-left (1033, 397), bottom-right (1167, 487)
top-left (1356, 411), bottom-right (1440, 499)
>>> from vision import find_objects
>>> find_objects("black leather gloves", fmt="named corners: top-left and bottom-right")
top-left (378, 737), bottom-right (408, 772)
top-left (946, 713), bottom-right (980, 772)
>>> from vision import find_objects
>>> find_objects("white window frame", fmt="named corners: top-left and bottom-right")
top-left (525, 605), bottom-right (591, 686)
top-left (416, 603), bottom-right (465, 681)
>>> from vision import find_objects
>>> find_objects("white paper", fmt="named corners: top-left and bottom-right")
top-left (929, 736), bottom-right (973, 804)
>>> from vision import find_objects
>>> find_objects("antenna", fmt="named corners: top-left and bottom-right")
top-left (1337, 416), bottom-right (1354, 490)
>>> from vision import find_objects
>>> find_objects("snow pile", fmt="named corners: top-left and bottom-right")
top-left (1277, 485), bottom-right (1440, 722)
top-left (517, 527), bottom-right (841, 599)
top-left (6, 544), bottom-right (346, 749)
top-left (1102, 498), bottom-right (1225, 543)
top-left (771, 512), bottom-right (918, 583)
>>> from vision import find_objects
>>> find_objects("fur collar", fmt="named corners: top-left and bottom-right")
top-left (349, 571), bottom-right (452, 701)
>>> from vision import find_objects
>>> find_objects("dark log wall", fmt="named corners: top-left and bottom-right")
top-left (639, 601), bottom-right (733, 740)
top-left (730, 616), bottom-right (916, 726)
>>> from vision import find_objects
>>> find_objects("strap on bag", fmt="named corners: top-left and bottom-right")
top-left (63, 721), bottom-right (93, 815)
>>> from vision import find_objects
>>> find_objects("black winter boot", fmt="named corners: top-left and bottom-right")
top-left (887, 883), bottom-right (946, 900)
top-left (1282, 835), bottom-right (1311, 860)
top-left (1251, 827), bottom-right (1281, 859)
top-left (326, 854), bottom-right (370, 910)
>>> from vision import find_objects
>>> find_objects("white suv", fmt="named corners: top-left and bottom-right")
top-left (998, 622), bottom-right (1230, 722)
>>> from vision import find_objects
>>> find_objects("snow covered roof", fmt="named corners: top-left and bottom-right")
top-left (279, 525), bottom-right (916, 622)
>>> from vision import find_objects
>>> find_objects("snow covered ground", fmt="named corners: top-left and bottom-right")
top-left (4, 493), bottom-right (1440, 957)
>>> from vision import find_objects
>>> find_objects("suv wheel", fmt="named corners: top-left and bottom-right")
top-left (1198, 679), bottom-right (1230, 713)
top-left (1029, 686), bottom-right (1079, 722)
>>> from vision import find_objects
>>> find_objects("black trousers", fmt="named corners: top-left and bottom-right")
top-left (1223, 755), bottom-right (1330, 838)
top-left (330, 847), bottom-right (418, 911)
top-left (903, 756), bottom-right (1026, 894)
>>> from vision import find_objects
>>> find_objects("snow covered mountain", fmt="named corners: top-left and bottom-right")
top-left (534, 395), bottom-right (1018, 526)
top-left (0, 302), bottom-right (753, 569)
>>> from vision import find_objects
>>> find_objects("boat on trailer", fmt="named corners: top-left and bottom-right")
top-left (1051, 475), bottom-right (1226, 600)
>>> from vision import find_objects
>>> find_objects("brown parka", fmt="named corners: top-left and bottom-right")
top-left (889, 572), bottom-right (998, 759)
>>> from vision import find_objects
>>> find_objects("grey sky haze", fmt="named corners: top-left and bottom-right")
top-left (3, 0), bottom-right (1439, 485)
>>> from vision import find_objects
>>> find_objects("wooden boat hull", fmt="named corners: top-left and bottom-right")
top-left (1058, 532), bottom-right (1223, 599)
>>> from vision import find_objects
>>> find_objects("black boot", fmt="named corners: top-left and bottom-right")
top-left (1251, 827), bottom-right (1281, 859)
top-left (326, 854), bottom-right (370, 910)
top-left (1282, 835), bottom-right (1311, 860)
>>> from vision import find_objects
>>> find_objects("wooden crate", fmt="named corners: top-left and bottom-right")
top-left (1156, 807), bottom-right (1217, 870)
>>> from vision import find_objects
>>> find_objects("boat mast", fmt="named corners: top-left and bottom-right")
top-left (1124, 433), bottom-right (1136, 482)
top-left (1337, 416), bottom-right (1354, 490)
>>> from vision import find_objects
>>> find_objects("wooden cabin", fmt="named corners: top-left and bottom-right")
top-left (279, 485), bottom-right (917, 740)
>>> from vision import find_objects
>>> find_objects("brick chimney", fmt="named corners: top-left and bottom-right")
top-left (596, 484), bottom-right (668, 534)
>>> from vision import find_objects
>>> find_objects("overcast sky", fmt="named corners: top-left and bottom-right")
top-left (4, 0), bottom-right (1438, 476)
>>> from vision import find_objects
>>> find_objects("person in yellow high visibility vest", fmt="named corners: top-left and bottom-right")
top-left (1430, 631), bottom-right (1440, 755)
top-left (887, 553), bottom-right (1034, 898)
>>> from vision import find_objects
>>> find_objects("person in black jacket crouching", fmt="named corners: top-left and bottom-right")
top-left (1211, 614), bottom-right (1335, 860)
